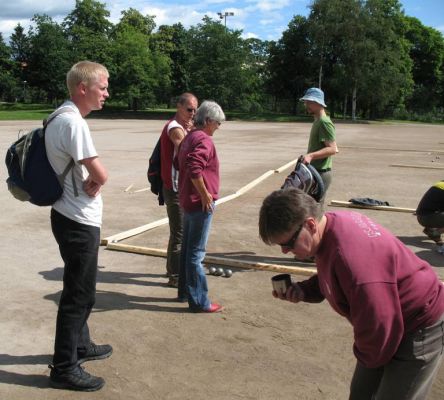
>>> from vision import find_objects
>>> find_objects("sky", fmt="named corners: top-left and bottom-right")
top-left (0, 0), bottom-right (443, 43)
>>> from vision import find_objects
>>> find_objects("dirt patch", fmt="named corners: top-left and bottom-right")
top-left (1, 119), bottom-right (443, 399)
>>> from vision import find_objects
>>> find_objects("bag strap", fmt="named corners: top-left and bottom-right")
top-left (43, 106), bottom-right (74, 129)
top-left (45, 106), bottom-right (79, 197)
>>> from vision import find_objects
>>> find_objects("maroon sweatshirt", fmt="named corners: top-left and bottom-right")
top-left (176, 129), bottom-right (219, 212)
top-left (298, 211), bottom-right (444, 368)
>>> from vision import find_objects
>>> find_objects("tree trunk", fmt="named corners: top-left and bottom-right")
top-left (343, 94), bottom-right (348, 119)
top-left (318, 64), bottom-right (323, 89)
top-left (352, 85), bottom-right (357, 121)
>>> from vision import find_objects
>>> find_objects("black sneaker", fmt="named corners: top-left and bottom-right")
top-left (49, 364), bottom-right (105, 392)
top-left (78, 342), bottom-right (113, 364)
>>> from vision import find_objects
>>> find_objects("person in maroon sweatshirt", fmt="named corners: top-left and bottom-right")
top-left (259, 188), bottom-right (444, 400)
top-left (176, 100), bottom-right (225, 313)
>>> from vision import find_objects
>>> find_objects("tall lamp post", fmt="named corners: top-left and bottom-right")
top-left (217, 11), bottom-right (234, 28)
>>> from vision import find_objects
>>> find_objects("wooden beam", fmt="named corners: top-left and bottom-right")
top-left (235, 170), bottom-right (275, 196)
top-left (105, 242), bottom-right (316, 277)
top-left (274, 158), bottom-right (299, 173)
top-left (390, 164), bottom-right (444, 170)
top-left (329, 200), bottom-right (415, 213)
top-left (102, 157), bottom-right (297, 245)
top-left (341, 145), bottom-right (444, 154)
top-left (102, 217), bottom-right (169, 245)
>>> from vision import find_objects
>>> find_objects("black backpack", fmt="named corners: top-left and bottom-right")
top-left (5, 107), bottom-right (77, 206)
top-left (147, 138), bottom-right (164, 205)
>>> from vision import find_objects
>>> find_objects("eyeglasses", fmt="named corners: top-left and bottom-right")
top-left (278, 224), bottom-right (304, 250)
top-left (186, 108), bottom-right (196, 113)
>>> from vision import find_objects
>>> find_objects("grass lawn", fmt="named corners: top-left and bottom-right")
top-left (0, 103), bottom-right (310, 122)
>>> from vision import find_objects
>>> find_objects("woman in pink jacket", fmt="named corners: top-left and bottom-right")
top-left (176, 100), bottom-right (225, 313)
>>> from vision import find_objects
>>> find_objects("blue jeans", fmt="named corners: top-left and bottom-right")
top-left (178, 207), bottom-right (214, 311)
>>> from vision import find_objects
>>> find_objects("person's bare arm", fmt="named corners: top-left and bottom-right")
top-left (304, 140), bottom-right (338, 164)
top-left (169, 127), bottom-right (186, 153)
top-left (80, 156), bottom-right (108, 197)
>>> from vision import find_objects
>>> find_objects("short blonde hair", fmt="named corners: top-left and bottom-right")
top-left (66, 61), bottom-right (109, 96)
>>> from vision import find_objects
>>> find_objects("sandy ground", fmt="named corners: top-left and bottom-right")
top-left (0, 118), bottom-right (443, 400)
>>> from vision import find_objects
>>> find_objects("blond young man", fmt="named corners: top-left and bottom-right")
top-left (45, 61), bottom-right (111, 391)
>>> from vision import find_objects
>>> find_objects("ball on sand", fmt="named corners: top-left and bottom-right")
top-left (224, 269), bottom-right (233, 278)
top-left (215, 267), bottom-right (224, 276)
top-left (208, 266), bottom-right (217, 275)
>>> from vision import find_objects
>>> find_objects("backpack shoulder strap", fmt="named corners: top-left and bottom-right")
top-left (43, 106), bottom-right (76, 129)
top-left (45, 106), bottom-right (79, 197)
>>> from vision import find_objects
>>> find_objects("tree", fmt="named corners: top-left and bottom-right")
top-left (63, 0), bottom-right (112, 64)
top-left (266, 15), bottom-right (314, 113)
top-left (110, 9), bottom-right (170, 110)
top-left (0, 33), bottom-right (17, 101)
top-left (305, 0), bottom-right (412, 119)
top-left (403, 16), bottom-right (444, 112)
top-left (186, 16), bottom-right (259, 110)
top-left (116, 8), bottom-right (156, 36)
top-left (152, 23), bottom-right (190, 101)
top-left (27, 15), bottom-right (72, 104)
top-left (9, 24), bottom-right (30, 65)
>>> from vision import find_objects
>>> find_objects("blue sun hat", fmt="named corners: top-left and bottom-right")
top-left (300, 87), bottom-right (327, 108)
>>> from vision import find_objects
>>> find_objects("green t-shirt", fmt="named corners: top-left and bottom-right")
top-left (307, 115), bottom-right (336, 171)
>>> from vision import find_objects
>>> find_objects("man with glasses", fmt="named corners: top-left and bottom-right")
top-left (159, 92), bottom-right (198, 288)
top-left (259, 188), bottom-right (444, 399)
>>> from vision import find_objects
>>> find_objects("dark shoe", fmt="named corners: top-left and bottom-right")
top-left (423, 227), bottom-right (442, 243)
top-left (49, 364), bottom-right (105, 392)
top-left (176, 296), bottom-right (188, 303)
top-left (167, 276), bottom-right (179, 288)
top-left (78, 342), bottom-right (113, 364)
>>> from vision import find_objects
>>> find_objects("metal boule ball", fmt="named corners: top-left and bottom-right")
top-left (208, 266), bottom-right (217, 275)
top-left (215, 267), bottom-right (224, 276)
top-left (224, 269), bottom-right (233, 278)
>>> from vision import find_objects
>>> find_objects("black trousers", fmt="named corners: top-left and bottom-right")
top-left (50, 209), bottom-right (100, 370)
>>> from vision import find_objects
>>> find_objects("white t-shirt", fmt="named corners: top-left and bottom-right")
top-left (168, 119), bottom-right (186, 192)
top-left (45, 101), bottom-right (103, 227)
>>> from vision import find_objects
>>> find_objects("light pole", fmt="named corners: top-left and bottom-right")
top-left (22, 80), bottom-right (27, 103)
top-left (217, 11), bottom-right (234, 29)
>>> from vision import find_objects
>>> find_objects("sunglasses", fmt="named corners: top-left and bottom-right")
top-left (279, 223), bottom-right (304, 249)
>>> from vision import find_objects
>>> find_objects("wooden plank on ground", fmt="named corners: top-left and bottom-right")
top-left (329, 200), bottom-right (415, 213)
top-left (390, 164), bottom-right (444, 170)
top-left (105, 242), bottom-right (316, 277)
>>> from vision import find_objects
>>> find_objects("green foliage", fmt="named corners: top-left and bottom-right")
top-left (186, 17), bottom-right (263, 110)
top-left (26, 15), bottom-right (71, 104)
top-left (0, 33), bottom-right (18, 101)
top-left (0, 0), bottom-right (442, 120)
top-left (403, 16), bottom-right (444, 112)
top-left (63, 0), bottom-right (112, 63)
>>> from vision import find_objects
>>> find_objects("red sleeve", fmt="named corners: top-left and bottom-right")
top-left (298, 275), bottom-right (325, 303)
top-left (185, 136), bottom-right (212, 179)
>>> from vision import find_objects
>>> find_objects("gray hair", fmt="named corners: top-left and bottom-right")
top-left (194, 100), bottom-right (225, 128)
top-left (259, 188), bottom-right (322, 245)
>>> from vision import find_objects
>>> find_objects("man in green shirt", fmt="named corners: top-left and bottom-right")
top-left (300, 88), bottom-right (338, 202)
